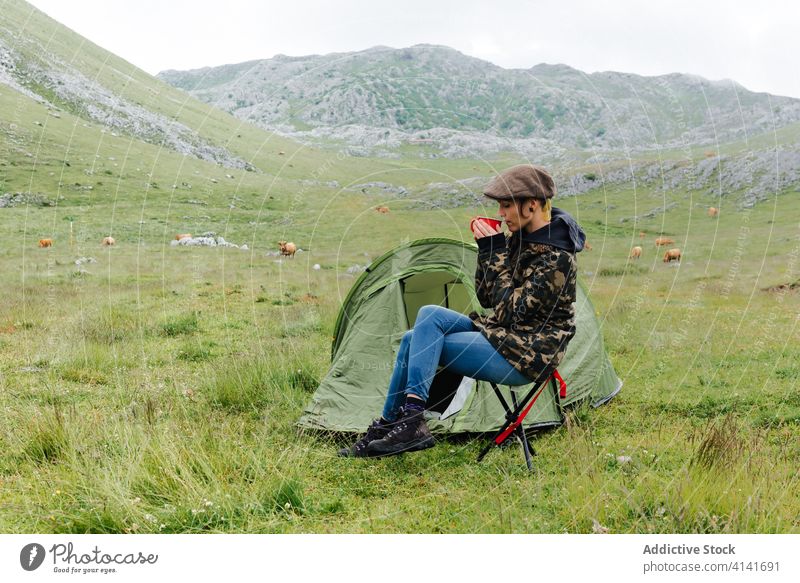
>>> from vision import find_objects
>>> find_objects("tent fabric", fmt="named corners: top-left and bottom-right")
top-left (298, 238), bottom-right (622, 434)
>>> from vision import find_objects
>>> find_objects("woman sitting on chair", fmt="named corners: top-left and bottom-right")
top-left (339, 164), bottom-right (586, 457)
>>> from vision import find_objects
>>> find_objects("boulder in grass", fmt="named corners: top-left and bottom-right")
top-left (170, 233), bottom-right (242, 249)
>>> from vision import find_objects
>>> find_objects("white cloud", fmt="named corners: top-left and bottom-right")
top-left (23, 0), bottom-right (800, 98)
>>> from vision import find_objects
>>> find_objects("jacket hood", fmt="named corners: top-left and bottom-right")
top-left (516, 207), bottom-right (586, 253)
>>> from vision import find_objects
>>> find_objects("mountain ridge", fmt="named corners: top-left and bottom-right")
top-left (157, 44), bottom-right (800, 157)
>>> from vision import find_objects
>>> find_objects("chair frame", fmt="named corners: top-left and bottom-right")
top-left (477, 370), bottom-right (566, 470)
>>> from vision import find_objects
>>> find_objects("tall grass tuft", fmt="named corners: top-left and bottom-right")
top-left (160, 311), bottom-right (199, 336)
top-left (205, 355), bottom-right (319, 412)
top-left (58, 342), bottom-right (123, 385)
top-left (78, 305), bottom-right (141, 344)
top-left (177, 340), bottom-right (216, 362)
top-left (22, 407), bottom-right (69, 464)
top-left (55, 506), bottom-right (130, 534)
top-left (690, 415), bottom-right (745, 470)
top-left (273, 363), bottom-right (319, 393)
top-left (272, 478), bottom-right (306, 515)
top-left (279, 312), bottom-right (322, 338)
top-left (205, 359), bottom-right (274, 412)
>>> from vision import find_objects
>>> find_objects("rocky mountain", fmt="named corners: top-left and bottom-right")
top-left (159, 45), bottom-right (800, 157)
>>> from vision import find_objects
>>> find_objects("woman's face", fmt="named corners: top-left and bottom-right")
top-left (497, 199), bottom-right (535, 232)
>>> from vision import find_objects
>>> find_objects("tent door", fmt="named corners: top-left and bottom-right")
top-left (426, 366), bottom-right (466, 415)
top-left (401, 271), bottom-right (474, 326)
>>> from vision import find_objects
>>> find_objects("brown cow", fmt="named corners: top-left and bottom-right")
top-left (102, 236), bottom-right (115, 246)
top-left (175, 233), bottom-right (192, 241)
top-left (663, 248), bottom-right (681, 263)
top-left (278, 241), bottom-right (297, 258)
top-left (639, 231), bottom-right (646, 239)
top-left (630, 246), bottom-right (642, 259)
top-left (708, 207), bottom-right (719, 218)
top-left (655, 237), bottom-right (675, 247)
top-left (584, 241), bottom-right (593, 251)
top-left (38, 238), bottom-right (53, 248)
top-left (374, 206), bottom-right (390, 214)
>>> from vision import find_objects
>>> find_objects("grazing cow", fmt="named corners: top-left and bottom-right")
top-left (38, 238), bottom-right (53, 248)
top-left (374, 206), bottom-right (390, 214)
top-left (639, 231), bottom-right (646, 239)
top-left (708, 207), bottom-right (719, 218)
top-left (584, 241), bottom-right (593, 251)
top-left (655, 237), bottom-right (675, 247)
top-left (102, 236), bottom-right (115, 246)
top-left (278, 240), bottom-right (297, 258)
top-left (175, 233), bottom-right (192, 241)
top-left (630, 246), bottom-right (642, 259)
top-left (663, 248), bottom-right (681, 263)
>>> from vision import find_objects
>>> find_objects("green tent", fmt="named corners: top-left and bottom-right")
top-left (298, 238), bottom-right (621, 433)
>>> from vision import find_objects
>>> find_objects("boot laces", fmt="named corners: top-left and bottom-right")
top-left (385, 408), bottom-right (415, 438)
top-left (386, 422), bottom-right (408, 439)
top-left (364, 421), bottom-right (386, 441)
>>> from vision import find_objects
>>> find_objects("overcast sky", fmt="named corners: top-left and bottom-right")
top-left (24, 0), bottom-right (800, 98)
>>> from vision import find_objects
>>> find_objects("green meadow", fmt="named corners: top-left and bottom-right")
top-left (1, 129), bottom-right (798, 532)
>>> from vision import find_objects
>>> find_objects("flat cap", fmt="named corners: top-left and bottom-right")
top-left (483, 164), bottom-right (556, 201)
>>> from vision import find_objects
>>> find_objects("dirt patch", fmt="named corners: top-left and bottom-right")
top-left (762, 280), bottom-right (800, 294)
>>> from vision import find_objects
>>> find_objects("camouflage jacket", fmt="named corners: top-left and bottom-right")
top-left (468, 207), bottom-right (585, 385)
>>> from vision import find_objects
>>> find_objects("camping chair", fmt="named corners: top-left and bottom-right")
top-left (477, 370), bottom-right (567, 471)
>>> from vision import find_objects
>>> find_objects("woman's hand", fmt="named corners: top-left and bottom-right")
top-left (471, 218), bottom-right (503, 239)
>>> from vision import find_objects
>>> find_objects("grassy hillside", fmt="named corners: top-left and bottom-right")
top-left (3, 0), bottom-right (456, 185)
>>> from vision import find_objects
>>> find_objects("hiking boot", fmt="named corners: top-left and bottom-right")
top-left (366, 405), bottom-right (435, 457)
top-left (337, 418), bottom-right (393, 458)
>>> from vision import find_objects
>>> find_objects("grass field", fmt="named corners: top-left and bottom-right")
top-left (1, 142), bottom-right (798, 533)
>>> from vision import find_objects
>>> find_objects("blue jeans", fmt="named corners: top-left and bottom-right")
top-left (381, 304), bottom-right (532, 421)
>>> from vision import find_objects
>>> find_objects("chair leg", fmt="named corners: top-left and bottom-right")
top-left (478, 380), bottom-right (548, 468)
top-left (510, 388), bottom-right (534, 471)
top-left (516, 425), bottom-right (533, 471)
top-left (477, 441), bottom-right (492, 462)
